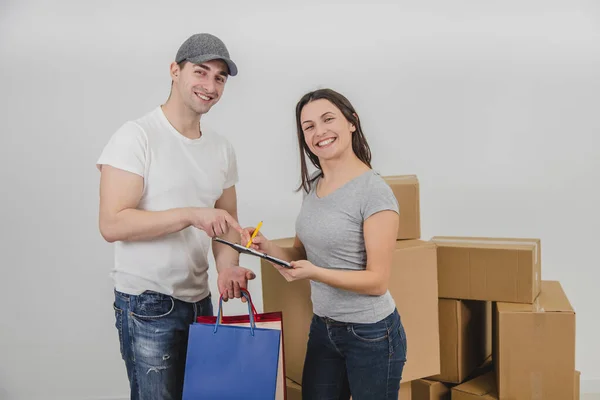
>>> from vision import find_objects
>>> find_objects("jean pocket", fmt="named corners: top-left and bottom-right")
top-left (131, 292), bottom-right (175, 320)
top-left (113, 302), bottom-right (125, 358)
top-left (350, 321), bottom-right (389, 342)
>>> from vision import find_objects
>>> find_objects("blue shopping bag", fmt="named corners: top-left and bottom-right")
top-left (182, 290), bottom-right (282, 399)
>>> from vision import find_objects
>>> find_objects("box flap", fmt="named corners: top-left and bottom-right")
top-left (395, 239), bottom-right (435, 251)
top-left (454, 371), bottom-right (497, 396)
top-left (413, 379), bottom-right (450, 399)
top-left (418, 378), bottom-right (438, 388)
top-left (497, 281), bottom-right (574, 313)
top-left (286, 377), bottom-right (301, 389)
top-left (383, 175), bottom-right (418, 185)
top-left (431, 236), bottom-right (539, 244)
top-left (286, 377), bottom-right (302, 400)
top-left (431, 236), bottom-right (540, 263)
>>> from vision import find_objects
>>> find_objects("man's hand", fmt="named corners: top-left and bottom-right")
top-left (188, 208), bottom-right (243, 237)
top-left (217, 266), bottom-right (256, 302)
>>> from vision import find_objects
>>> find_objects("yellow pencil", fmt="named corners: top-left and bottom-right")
top-left (246, 221), bottom-right (263, 248)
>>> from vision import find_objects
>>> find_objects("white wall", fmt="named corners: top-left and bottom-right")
top-left (1, 1), bottom-right (599, 398)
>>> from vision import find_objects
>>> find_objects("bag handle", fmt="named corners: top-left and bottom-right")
top-left (217, 288), bottom-right (258, 319)
top-left (214, 289), bottom-right (256, 336)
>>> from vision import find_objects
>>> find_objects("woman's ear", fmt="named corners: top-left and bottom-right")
top-left (350, 113), bottom-right (359, 132)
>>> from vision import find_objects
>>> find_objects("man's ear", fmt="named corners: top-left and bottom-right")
top-left (169, 61), bottom-right (181, 82)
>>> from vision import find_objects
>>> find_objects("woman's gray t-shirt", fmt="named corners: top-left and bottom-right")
top-left (295, 169), bottom-right (399, 324)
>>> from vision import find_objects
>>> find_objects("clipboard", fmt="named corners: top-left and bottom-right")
top-left (213, 237), bottom-right (293, 268)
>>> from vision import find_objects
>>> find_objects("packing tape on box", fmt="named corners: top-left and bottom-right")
top-left (531, 371), bottom-right (543, 399)
top-left (431, 238), bottom-right (539, 264)
top-left (533, 296), bottom-right (545, 312)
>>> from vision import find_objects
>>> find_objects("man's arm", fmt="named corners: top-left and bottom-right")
top-left (212, 185), bottom-right (242, 272)
top-left (212, 186), bottom-right (256, 302)
top-left (99, 165), bottom-right (241, 242)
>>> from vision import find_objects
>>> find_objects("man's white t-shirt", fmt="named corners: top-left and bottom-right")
top-left (97, 106), bottom-right (238, 303)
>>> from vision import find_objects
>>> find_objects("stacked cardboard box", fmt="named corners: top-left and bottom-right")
top-left (414, 236), bottom-right (580, 400)
top-left (263, 175), bottom-right (439, 398)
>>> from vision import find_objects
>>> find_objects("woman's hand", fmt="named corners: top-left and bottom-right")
top-left (242, 226), bottom-right (271, 253)
top-left (275, 260), bottom-right (318, 282)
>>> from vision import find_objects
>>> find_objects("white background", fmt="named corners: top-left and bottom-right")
top-left (1, 0), bottom-right (599, 399)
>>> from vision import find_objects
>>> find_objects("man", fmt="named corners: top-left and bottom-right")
top-left (96, 33), bottom-right (254, 400)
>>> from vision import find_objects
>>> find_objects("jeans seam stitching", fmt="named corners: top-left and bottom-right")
top-left (325, 321), bottom-right (344, 356)
top-left (386, 315), bottom-right (393, 398)
top-left (387, 344), bottom-right (393, 398)
top-left (386, 317), bottom-right (394, 356)
top-left (113, 303), bottom-right (124, 357)
top-left (128, 302), bottom-right (136, 364)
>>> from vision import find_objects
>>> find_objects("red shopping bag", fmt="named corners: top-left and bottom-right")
top-left (196, 289), bottom-right (288, 399)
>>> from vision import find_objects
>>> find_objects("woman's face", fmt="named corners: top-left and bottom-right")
top-left (300, 99), bottom-right (356, 162)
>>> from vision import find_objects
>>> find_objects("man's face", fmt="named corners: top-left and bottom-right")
top-left (172, 59), bottom-right (228, 115)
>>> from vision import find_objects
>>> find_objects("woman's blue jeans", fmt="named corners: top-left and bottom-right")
top-left (301, 308), bottom-right (407, 400)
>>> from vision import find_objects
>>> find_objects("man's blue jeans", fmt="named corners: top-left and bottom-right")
top-left (113, 289), bottom-right (213, 400)
top-left (301, 308), bottom-right (407, 400)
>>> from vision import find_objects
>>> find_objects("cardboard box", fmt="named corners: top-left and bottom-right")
top-left (286, 377), bottom-right (302, 400)
top-left (399, 381), bottom-right (412, 399)
top-left (431, 236), bottom-right (541, 303)
top-left (383, 175), bottom-right (421, 240)
top-left (463, 355), bottom-right (493, 383)
top-left (388, 240), bottom-right (441, 382)
top-left (412, 379), bottom-right (451, 400)
top-left (493, 280), bottom-right (576, 400)
top-left (262, 238), bottom-right (312, 384)
top-left (451, 371), bottom-right (498, 400)
top-left (574, 370), bottom-right (580, 400)
top-left (261, 239), bottom-right (440, 385)
top-left (428, 300), bottom-right (491, 383)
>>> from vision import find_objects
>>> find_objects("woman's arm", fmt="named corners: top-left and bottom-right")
top-left (264, 235), bottom-right (307, 262)
top-left (282, 209), bottom-right (399, 296)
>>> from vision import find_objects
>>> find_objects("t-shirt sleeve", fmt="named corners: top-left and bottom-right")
top-left (361, 175), bottom-right (400, 220)
top-left (223, 139), bottom-right (239, 188)
top-left (96, 121), bottom-right (147, 177)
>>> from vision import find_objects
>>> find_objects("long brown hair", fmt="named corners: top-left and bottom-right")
top-left (295, 88), bottom-right (372, 193)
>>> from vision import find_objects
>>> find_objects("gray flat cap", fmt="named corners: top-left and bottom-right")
top-left (175, 33), bottom-right (238, 76)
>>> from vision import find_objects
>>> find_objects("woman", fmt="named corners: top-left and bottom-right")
top-left (249, 88), bottom-right (407, 399)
